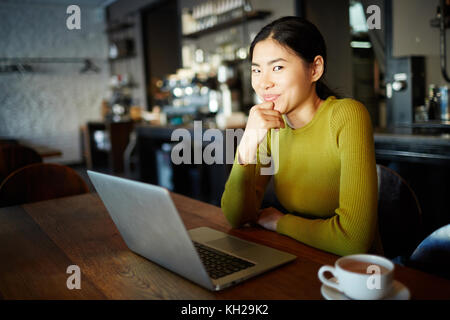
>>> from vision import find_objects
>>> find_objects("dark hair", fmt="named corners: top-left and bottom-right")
top-left (249, 16), bottom-right (337, 100)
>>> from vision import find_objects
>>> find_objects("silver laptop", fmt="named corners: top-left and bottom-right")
top-left (87, 170), bottom-right (296, 291)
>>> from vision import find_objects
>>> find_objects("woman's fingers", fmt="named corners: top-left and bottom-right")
top-left (254, 104), bottom-right (284, 125)
top-left (260, 114), bottom-right (281, 121)
top-left (258, 112), bottom-right (285, 128)
top-left (242, 101), bottom-right (284, 153)
top-left (261, 117), bottom-right (285, 129)
top-left (257, 101), bottom-right (275, 110)
top-left (260, 109), bottom-right (282, 117)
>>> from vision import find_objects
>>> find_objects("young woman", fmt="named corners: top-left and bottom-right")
top-left (221, 16), bottom-right (382, 256)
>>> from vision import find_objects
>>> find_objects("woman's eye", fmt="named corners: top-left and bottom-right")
top-left (252, 69), bottom-right (260, 74)
top-left (273, 66), bottom-right (283, 71)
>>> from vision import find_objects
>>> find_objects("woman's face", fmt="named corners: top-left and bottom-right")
top-left (251, 38), bottom-right (314, 114)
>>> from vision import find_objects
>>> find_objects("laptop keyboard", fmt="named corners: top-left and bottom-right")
top-left (193, 241), bottom-right (255, 279)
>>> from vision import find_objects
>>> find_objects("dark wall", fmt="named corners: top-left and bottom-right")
top-left (106, 0), bottom-right (182, 108)
top-left (107, 0), bottom-right (162, 21)
top-left (142, 0), bottom-right (182, 105)
top-left (304, 0), bottom-right (353, 97)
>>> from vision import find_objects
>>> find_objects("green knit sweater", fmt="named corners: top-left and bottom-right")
top-left (221, 96), bottom-right (381, 256)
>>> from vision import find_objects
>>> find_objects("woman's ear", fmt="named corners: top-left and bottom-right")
top-left (311, 55), bottom-right (324, 82)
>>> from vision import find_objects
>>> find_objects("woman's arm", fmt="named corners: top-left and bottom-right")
top-left (221, 101), bottom-right (284, 228)
top-left (221, 133), bottom-right (273, 228)
top-left (276, 100), bottom-right (379, 256)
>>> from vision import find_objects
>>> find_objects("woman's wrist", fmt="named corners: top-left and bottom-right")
top-left (237, 135), bottom-right (258, 165)
top-left (257, 207), bottom-right (285, 232)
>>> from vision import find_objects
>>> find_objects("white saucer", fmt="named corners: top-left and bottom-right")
top-left (321, 277), bottom-right (411, 300)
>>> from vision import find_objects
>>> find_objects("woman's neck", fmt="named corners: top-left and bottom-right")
top-left (285, 93), bottom-right (324, 129)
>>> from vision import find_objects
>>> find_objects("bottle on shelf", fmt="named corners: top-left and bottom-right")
top-left (440, 86), bottom-right (450, 121)
top-left (426, 84), bottom-right (440, 121)
top-left (182, 0), bottom-right (255, 35)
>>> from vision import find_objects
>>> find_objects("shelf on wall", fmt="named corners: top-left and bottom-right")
top-left (182, 10), bottom-right (271, 39)
top-left (400, 121), bottom-right (450, 129)
top-left (108, 54), bottom-right (137, 62)
top-left (0, 57), bottom-right (101, 73)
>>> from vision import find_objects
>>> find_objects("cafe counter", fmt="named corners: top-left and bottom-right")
top-left (374, 127), bottom-right (450, 165)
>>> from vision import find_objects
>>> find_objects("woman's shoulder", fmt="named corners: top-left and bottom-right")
top-left (328, 97), bottom-right (366, 115)
top-left (328, 97), bottom-right (372, 129)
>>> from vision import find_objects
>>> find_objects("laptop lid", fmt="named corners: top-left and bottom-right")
top-left (87, 170), bottom-right (215, 291)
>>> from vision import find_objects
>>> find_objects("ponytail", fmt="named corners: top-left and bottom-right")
top-left (316, 80), bottom-right (339, 100)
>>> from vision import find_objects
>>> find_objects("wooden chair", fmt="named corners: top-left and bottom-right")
top-left (0, 138), bottom-right (18, 146)
top-left (376, 164), bottom-right (424, 258)
top-left (0, 163), bottom-right (89, 208)
top-left (83, 121), bottom-right (134, 173)
top-left (0, 144), bottom-right (42, 183)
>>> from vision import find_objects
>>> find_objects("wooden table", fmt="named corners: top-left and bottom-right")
top-left (0, 193), bottom-right (449, 300)
top-left (0, 140), bottom-right (62, 159)
top-left (21, 143), bottom-right (63, 158)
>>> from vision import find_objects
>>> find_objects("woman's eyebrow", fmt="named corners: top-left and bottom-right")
top-left (251, 58), bottom-right (287, 67)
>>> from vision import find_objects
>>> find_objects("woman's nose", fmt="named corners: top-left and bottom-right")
top-left (259, 75), bottom-right (274, 90)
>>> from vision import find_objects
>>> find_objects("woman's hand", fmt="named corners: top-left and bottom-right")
top-left (257, 207), bottom-right (284, 231)
top-left (238, 101), bottom-right (285, 164)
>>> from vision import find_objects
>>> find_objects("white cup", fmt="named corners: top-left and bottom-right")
top-left (318, 254), bottom-right (395, 300)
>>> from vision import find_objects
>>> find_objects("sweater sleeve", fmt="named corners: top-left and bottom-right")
top-left (221, 130), bottom-right (273, 228)
top-left (276, 100), bottom-right (379, 256)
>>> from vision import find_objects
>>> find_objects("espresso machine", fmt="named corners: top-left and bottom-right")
top-left (385, 56), bottom-right (425, 127)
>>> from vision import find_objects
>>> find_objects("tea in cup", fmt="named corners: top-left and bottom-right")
top-left (318, 254), bottom-right (395, 300)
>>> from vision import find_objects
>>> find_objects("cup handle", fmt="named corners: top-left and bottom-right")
top-left (318, 265), bottom-right (342, 292)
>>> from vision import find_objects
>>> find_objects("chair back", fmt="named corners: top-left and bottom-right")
top-left (0, 138), bottom-right (18, 146)
top-left (376, 164), bottom-right (424, 258)
top-left (0, 144), bottom-right (42, 183)
top-left (0, 163), bottom-right (89, 207)
top-left (408, 224), bottom-right (450, 279)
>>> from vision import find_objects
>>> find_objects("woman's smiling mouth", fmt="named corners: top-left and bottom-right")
top-left (263, 94), bottom-right (281, 102)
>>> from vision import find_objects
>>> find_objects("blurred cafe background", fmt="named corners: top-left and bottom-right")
top-left (1, 0), bottom-right (450, 269)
